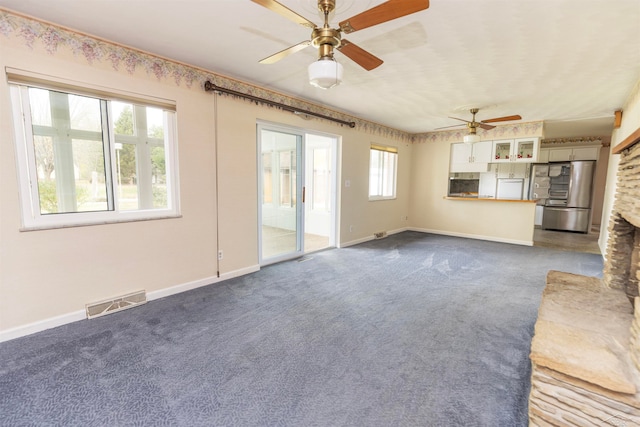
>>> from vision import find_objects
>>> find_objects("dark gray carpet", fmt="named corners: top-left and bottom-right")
top-left (0, 231), bottom-right (603, 426)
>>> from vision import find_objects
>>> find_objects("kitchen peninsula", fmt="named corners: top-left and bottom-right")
top-left (444, 196), bottom-right (538, 203)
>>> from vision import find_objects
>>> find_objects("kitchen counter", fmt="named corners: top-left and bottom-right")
top-left (444, 196), bottom-right (538, 203)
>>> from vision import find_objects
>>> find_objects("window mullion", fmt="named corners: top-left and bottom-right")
top-left (102, 99), bottom-right (115, 211)
top-left (49, 91), bottom-right (77, 213)
top-left (135, 106), bottom-right (152, 209)
top-left (378, 151), bottom-right (385, 196)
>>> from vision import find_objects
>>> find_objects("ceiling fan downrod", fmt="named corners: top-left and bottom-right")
top-left (312, 0), bottom-right (340, 60)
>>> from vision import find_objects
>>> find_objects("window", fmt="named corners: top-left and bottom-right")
top-left (10, 84), bottom-right (179, 229)
top-left (369, 144), bottom-right (397, 200)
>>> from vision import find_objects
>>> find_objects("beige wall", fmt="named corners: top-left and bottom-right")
top-left (1, 10), bottom-right (635, 339)
top-left (0, 23), bottom-right (411, 338)
top-left (599, 78), bottom-right (640, 252)
top-left (0, 37), bottom-right (221, 332)
top-left (409, 134), bottom-right (537, 246)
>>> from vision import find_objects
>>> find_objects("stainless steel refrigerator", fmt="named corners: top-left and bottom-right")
top-left (542, 160), bottom-right (596, 233)
top-left (530, 164), bottom-right (551, 206)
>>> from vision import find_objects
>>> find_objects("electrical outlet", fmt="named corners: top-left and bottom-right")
top-left (218, 250), bottom-right (223, 260)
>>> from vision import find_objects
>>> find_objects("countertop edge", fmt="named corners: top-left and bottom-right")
top-left (443, 196), bottom-right (539, 204)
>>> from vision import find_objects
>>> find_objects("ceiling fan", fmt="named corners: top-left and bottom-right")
top-left (250, 0), bottom-right (430, 88)
top-left (437, 108), bottom-right (522, 143)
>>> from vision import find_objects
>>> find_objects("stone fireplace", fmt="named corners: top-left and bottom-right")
top-left (529, 132), bottom-right (640, 426)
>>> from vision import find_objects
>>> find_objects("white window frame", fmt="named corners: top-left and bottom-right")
top-left (10, 84), bottom-right (180, 230)
top-left (368, 144), bottom-right (398, 201)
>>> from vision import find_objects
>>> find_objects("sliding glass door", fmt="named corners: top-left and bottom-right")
top-left (258, 125), bottom-right (304, 264)
top-left (258, 123), bottom-right (337, 265)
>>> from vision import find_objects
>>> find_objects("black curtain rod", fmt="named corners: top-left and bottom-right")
top-left (204, 81), bottom-right (356, 128)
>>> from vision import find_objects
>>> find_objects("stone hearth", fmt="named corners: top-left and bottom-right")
top-left (529, 134), bottom-right (640, 425)
top-left (529, 271), bottom-right (639, 425)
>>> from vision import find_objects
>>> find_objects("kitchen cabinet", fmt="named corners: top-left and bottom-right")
top-left (546, 146), bottom-right (599, 162)
top-left (450, 141), bottom-right (492, 172)
top-left (538, 149), bottom-right (550, 163)
top-left (492, 138), bottom-right (540, 163)
top-left (496, 162), bottom-right (528, 179)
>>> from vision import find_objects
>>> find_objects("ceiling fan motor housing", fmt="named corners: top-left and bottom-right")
top-left (317, 0), bottom-right (336, 14)
top-left (311, 27), bottom-right (341, 59)
top-left (252, 0), bottom-right (429, 71)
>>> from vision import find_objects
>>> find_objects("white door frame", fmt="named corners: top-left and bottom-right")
top-left (257, 121), bottom-right (339, 265)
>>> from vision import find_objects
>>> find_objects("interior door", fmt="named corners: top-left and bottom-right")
top-left (258, 125), bottom-right (303, 265)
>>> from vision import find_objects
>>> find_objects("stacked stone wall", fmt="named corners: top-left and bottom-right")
top-left (530, 140), bottom-right (640, 425)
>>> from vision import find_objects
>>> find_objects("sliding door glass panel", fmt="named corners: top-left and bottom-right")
top-left (259, 127), bottom-right (303, 263)
top-left (304, 134), bottom-right (335, 252)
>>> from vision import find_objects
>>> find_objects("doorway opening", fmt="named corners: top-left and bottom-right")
top-left (258, 123), bottom-right (338, 265)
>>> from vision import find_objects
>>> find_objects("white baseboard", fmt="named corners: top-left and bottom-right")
top-left (146, 275), bottom-right (221, 302)
top-left (0, 310), bottom-right (86, 343)
top-left (388, 226), bottom-right (410, 236)
top-left (219, 264), bottom-right (261, 281)
top-left (0, 264), bottom-right (261, 343)
top-left (146, 264), bottom-right (259, 301)
top-left (409, 227), bottom-right (533, 246)
top-left (339, 226), bottom-right (410, 248)
top-left (340, 235), bottom-right (375, 248)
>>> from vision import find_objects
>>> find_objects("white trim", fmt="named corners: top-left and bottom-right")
top-left (219, 264), bottom-right (261, 281)
top-left (339, 227), bottom-right (409, 248)
top-left (388, 227), bottom-right (410, 236)
top-left (6, 67), bottom-right (176, 110)
top-left (9, 82), bottom-right (181, 231)
top-left (146, 276), bottom-right (222, 302)
top-left (0, 310), bottom-right (86, 343)
top-left (147, 264), bottom-right (260, 300)
top-left (408, 227), bottom-right (533, 246)
top-left (0, 265), bottom-right (261, 343)
top-left (339, 235), bottom-right (374, 248)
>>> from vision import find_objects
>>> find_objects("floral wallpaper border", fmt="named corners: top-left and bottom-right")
top-left (0, 9), bottom-right (566, 145)
top-left (412, 121), bottom-right (544, 144)
top-left (541, 137), bottom-right (604, 146)
top-left (0, 9), bottom-right (414, 142)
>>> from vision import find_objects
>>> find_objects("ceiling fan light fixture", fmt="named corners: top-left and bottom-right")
top-left (463, 133), bottom-right (481, 144)
top-left (308, 58), bottom-right (343, 89)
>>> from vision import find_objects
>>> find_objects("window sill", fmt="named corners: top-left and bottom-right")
top-left (368, 196), bottom-right (397, 202)
top-left (19, 213), bottom-right (182, 232)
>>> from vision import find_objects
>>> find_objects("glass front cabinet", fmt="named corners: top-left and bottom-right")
top-left (492, 137), bottom-right (540, 163)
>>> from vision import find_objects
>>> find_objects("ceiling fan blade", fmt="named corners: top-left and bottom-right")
top-left (337, 39), bottom-right (383, 71)
top-left (250, 0), bottom-right (317, 29)
top-left (477, 123), bottom-right (496, 130)
top-left (481, 115), bottom-right (522, 123)
top-left (259, 41), bottom-right (311, 64)
top-left (339, 0), bottom-right (429, 34)
top-left (447, 116), bottom-right (472, 124)
top-left (434, 124), bottom-right (466, 130)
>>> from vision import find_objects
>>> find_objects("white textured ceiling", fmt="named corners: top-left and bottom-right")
top-left (1, 0), bottom-right (639, 137)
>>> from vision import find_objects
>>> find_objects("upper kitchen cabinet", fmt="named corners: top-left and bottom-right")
top-left (545, 146), bottom-right (600, 162)
top-left (450, 140), bottom-right (492, 172)
top-left (492, 138), bottom-right (540, 163)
